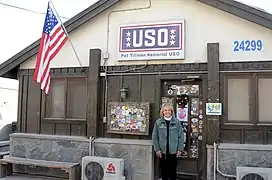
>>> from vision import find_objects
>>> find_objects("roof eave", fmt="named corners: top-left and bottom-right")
top-left (0, 0), bottom-right (120, 77)
top-left (196, 0), bottom-right (272, 30)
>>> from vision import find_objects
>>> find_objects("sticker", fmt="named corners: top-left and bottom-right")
top-left (199, 124), bottom-right (203, 129)
top-left (177, 107), bottom-right (188, 122)
top-left (191, 118), bottom-right (198, 124)
top-left (199, 129), bottom-right (203, 133)
top-left (199, 120), bottom-right (203, 125)
top-left (199, 115), bottom-right (203, 119)
top-left (191, 132), bottom-right (198, 137)
top-left (199, 109), bottom-right (203, 114)
top-left (191, 124), bottom-right (198, 133)
top-left (191, 98), bottom-right (199, 115)
top-left (190, 140), bottom-right (198, 158)
top-left (198, 136), bottom-right (203, 140)
top-left (167, 89), bottom-right (174, 95)
top-left (199, 101), bottom-right (203, 105)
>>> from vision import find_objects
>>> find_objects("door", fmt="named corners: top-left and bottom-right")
top-left (161, 79), bottom-right (204, 179)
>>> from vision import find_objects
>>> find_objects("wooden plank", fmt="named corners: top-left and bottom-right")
top-left (121, 75), bottom-right (141, 140)
top-left (86, 49), bottom-right (101, 138)
top-left (17, 74), bottom-right (23, 132)
top-left (21, 75), bottom-right (29, 133)
top-left (1, 156), bottom-right (79, 168)
top-left (26, 76), bottom-right (41, 133)
top-left (105, 76), bottom-right (122, 138)
top-left (206, 43), bottom-right (220, 144)
top-left (141, 75), bottom-right (156, 139)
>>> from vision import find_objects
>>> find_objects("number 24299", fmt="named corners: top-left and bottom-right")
top-left (233, 40), bottom-right (263, 52)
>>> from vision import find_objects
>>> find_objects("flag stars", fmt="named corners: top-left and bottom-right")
top-left (126, 42), bottom-right (131, 47)
top-left (125, 30), bottom-right (132, 48)
top-left (126, 31), bottom-right (131, 37)
top-left (170, 34), bottom-right (175, 40)
top-left (170, 29), bottom-right (176, 34)
top-left (169, 28), bottom-right (176, 46)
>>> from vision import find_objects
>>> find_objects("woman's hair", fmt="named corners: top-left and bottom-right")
top-left (160, 103), bottom-right (174, 118)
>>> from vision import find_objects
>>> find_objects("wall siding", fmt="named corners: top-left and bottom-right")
top-left (17, 61), bottom-right (272, 144)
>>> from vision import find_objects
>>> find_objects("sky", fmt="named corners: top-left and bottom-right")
top-left (0, 0), bottom-right (271, 88)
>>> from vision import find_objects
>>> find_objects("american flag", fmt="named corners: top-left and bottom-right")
top-left (34, 1), bottom-right (67, 94)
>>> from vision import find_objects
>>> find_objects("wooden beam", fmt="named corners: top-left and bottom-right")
top-left (87, 49), bottom-right (101, 138)
top-left (206, 43), bottom-right (220, 144)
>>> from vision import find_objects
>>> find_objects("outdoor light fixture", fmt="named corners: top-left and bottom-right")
top-left (120, 86), bottom-right (128, 99)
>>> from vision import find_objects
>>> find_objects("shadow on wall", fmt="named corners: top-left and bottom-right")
top-left (0, 122), bottom-right (16, 141)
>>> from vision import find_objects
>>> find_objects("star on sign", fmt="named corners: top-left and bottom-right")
top-left (170, 40), bottom-right (175, 45)
top-left (170, 34), bottom-right (175, 40)
top-left (126, 42), bottom-right (131, 47)
top-left (170, 29), bottom-right (176, 34)
top-left (126, 31), bottom-right (131, 37)
top-left (126, 37), bottom-right (131, 42)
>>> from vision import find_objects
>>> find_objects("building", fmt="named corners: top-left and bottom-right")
top-left (0, 78), bottom-right (18, 130)
top-left (0, 0), bottom-right (272, 179)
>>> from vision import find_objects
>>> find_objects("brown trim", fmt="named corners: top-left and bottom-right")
top-left (206, 43), bottom-right (220, 144)
top-left (222, 73), bottom-right (253, 124)
top-left (21, 75), bottom-right (29, 133)
top-left (1, 0), bottom-right (272, 78)
top-left (86, 49), bottom-right (101, 138)
top-left (16, 75), bottom-right (23, 132)
top-left (255, 74), bottom-right (272, 126)
top-left (42, 119), bottom-right (86, 124)
top-left (221, 72), bottom-right (272, 127)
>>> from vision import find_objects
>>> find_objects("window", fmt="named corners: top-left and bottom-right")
top-left (227, 78), bottom-right (250, 122)
top-left (258, 78), bottom-right (272, 122)
top-left (45, 78), bottom-right (87, 120)
top-left (224, 74), bottom-right (272, 125)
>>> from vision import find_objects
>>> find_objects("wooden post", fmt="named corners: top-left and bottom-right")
top-left (206, 43), bottom-right (220, 144)
top-left (87, 49), bottom-right (101, 138)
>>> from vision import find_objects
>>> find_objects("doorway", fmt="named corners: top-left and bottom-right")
top-left (160, 79), bottom-right (204, 179)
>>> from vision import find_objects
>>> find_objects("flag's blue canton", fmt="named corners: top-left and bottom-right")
top-left (43, 3), bottom-right (59, 35)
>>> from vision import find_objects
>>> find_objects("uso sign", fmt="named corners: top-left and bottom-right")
top-left (118, 20), bottom-right (185, 61)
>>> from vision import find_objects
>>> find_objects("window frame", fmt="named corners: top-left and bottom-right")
top-left (256, 75), bottom-right (272, 126)
top-left (221, 72), bottom-right (272, 126)
top-left (41, 76), bottom-right (87, 122)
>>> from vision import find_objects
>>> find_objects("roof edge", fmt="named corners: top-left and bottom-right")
top-left (0, 0), bottom-right (120, 77)
top-left (196, 0), bottom-right (272, 30)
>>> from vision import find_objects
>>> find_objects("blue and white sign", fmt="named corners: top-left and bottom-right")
top-left (118, 20), bottom-right (185, 61)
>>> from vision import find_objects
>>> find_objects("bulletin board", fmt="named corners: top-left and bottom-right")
top-left (107, 102), bottom-right (150, 135)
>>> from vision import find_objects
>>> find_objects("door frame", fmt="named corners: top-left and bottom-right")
top-left (155, 73), bottom-right (208, 180)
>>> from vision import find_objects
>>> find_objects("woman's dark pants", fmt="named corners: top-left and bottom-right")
top-left (159, 153), bottom-right (177, 180)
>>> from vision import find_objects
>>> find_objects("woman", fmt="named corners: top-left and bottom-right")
top-left (152, 103), bottom-right (184, 180)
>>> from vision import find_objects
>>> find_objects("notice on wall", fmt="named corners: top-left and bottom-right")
top-left (206, 103), bottom-right (222, 116)
top-left (118, 20), bottom-right (185, 61)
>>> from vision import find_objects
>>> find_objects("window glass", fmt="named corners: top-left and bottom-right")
top-left (258, 78), bottom-right (272, 122)
top-left (45, 79), bottom-right (65, 118)
top-left (227, 79), bottom-right (250, 121)
top-left (67, 78), bottom-right (87, 119)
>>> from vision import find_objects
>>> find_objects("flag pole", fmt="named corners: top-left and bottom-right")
top-left (49, 0), bottom-right (84, 71)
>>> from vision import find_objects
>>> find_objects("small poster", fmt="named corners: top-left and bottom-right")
top-left (177, 106), bottom-right (188, 122)
top-left (107, 102), bottom-right (150, 135)
top-left (206, 103), bottom-right (222, 115)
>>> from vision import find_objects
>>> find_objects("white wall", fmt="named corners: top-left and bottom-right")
top-left (0, 78), bottom-right (18, 129)
top-left (20, 0), bottom-right (272, 69)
